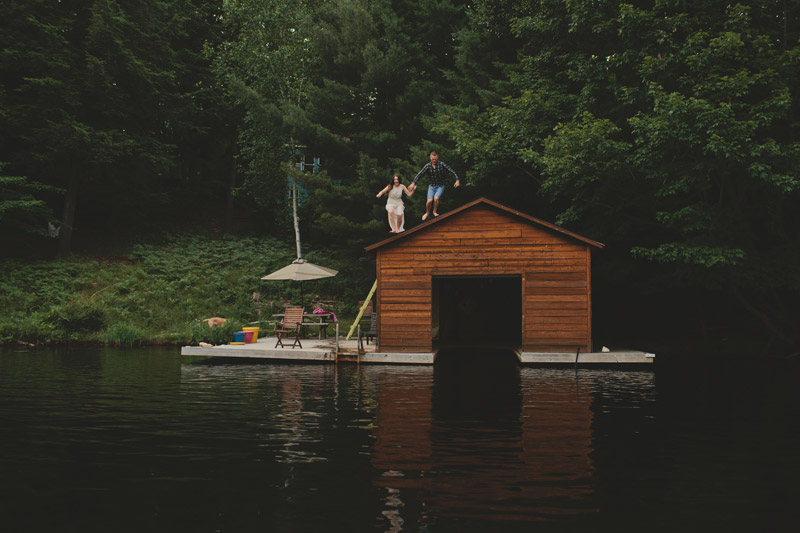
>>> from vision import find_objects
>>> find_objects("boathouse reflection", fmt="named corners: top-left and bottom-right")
top-left (371, 356), bottom-right (597, 526)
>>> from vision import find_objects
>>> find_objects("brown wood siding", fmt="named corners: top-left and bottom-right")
top-left (376, 204), bottom-right (594, 353)
top-left (586, 247), bottom-right (593, 352)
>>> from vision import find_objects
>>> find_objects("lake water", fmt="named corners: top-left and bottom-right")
top-left (0, 347), bottom-right (798, 532)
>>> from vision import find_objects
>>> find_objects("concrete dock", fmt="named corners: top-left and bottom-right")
top-left (180, 337), bottom-right (433, 364)
top-left (519, 350), bottom-right (655, 365)
top-left (181, 337), bottom-right (654, 365)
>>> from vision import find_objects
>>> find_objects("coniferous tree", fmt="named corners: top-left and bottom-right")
top-left (0, 0), bottom-right (228, 255)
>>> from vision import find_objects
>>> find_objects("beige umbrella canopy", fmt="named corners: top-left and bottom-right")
top-left (261, 258), bottom-right (338, 281)
top-left (261, 259), bottom-right (338, 308)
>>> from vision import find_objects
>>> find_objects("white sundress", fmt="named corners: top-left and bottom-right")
top-left (385, 186), bottom-right (405, 232)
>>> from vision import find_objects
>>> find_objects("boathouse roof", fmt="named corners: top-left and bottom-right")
top-left (365, 197), bottom-right (604, 252)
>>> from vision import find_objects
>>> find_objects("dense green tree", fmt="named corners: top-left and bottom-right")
top-left (306, 0), bottom-right (468, 170)
top-left (299, 0), bottom-right (471, 250)
top-left (0, 168), bottom-right (63, 242)
top-left (438, 0), bottom-right (800, 348)
top-left (212, 0), bottom-right (472, 258)
top-left (0, 0), bottom-right (228, 255)
top-left (211, 0), bottom-right (323, 235)
top-left (432, 0), bottom-right (534, 206)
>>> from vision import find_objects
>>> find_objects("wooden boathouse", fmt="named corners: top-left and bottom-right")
top-left (181, 197), bottom-right (654, 364)
top-left (365, 197), bottom-right (605, 354)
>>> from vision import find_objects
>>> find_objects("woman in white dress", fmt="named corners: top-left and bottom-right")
top-left (376, 173), bottom-right (414, 233)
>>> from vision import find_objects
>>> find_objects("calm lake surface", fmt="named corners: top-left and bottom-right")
top-left (0, 347), bottom-right (798, 532)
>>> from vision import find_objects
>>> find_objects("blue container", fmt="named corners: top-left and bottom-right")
top-left (233, 331), bottom-right (245, 343)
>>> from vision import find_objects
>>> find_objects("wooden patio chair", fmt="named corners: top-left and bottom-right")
top-left (358, 311), bottom-right (377, 350)
top-left (274, 306), bottom-right (304, 349)
top-left (365, 311), bottom-right (377, 345)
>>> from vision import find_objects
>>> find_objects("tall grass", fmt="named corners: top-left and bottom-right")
top-left (101, 323), bottom-right (147, 347)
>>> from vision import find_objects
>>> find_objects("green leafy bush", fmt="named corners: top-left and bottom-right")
top-left (0, 311), bottom-right (58, 344)
top-left (49, 298), bottom-right (108, 333)
top-left (189, 319), bottom-right (242, 345)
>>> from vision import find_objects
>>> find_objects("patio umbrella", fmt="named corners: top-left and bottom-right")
top-left (261, 259), bottom-right (338, 308)
top-left (261, 258), bottom-right (338, 282)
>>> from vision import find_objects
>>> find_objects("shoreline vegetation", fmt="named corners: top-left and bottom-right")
top-left (1, 231), bottom-right (796, 362)
top-left (0, 233), bottom-right (367, 349)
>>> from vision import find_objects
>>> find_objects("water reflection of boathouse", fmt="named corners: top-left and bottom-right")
top-left (365, 198), bottom-right (604, 355)
top-left (371, 360), bottom-right (602, 525)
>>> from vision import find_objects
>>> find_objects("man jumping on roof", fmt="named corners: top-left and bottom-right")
top-left (408, 151), bottom-right (460, 221)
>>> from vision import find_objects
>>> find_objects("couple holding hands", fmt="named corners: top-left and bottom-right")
top-left (375, 151), bottom-right (461, 233)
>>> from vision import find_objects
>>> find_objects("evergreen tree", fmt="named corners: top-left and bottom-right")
top-left (0, 0), bottom-right (228, 255)
top-left (0, 168), bottom-right (63, 246)
top-left (299, 0), bottom-right (471, 248)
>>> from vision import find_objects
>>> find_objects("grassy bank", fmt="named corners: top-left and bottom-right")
top-left (0, 234), bottom-right (373, 347)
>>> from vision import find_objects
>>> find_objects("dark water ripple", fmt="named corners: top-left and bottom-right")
top-left (1, 348), bottom-right (799, 532)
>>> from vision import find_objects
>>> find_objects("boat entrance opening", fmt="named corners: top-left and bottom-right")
top-left (432, 275), bottom-right (522, 349)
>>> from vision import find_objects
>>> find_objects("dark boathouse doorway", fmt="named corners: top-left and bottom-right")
top-left (433, 275), bottom-right (522, 349)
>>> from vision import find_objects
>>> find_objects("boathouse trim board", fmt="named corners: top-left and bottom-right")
top-left (366, 198), bottom-right (604, 354)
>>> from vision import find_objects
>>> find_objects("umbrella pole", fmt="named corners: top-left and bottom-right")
top-left (292, 178), bottom-right (302, 260)
top-left (292, 179), bottom-right (303, 310)
top-left (294, 280), bottom-right (303, 310)
top-left (292, 179), bottom-right (306, 311)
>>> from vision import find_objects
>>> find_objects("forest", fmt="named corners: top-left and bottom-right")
top-left (1, 0), bottom-right (799, 356)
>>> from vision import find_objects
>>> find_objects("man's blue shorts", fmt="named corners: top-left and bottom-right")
top-left (427, 185), bottom-right (445, 200)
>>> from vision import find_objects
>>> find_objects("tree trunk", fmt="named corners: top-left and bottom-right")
top-left (732, 287), bottom-right (795, 347)
top-left (57, 173), bottom-right (79, 258)
top-left (224, 130), bottom-right (238, 232)
top-left (224, 157), bottom-right (236, 232)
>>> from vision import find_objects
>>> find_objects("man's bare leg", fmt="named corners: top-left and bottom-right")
top-left (422, 199), bottom-right (433, 221)
top-left (432, 196), bottom-right (441, 217)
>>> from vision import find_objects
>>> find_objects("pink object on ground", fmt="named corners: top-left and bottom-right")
top-left (312, 307), bottom-right (337, 322)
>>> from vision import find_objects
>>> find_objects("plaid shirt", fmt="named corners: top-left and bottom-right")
top-left (411, 161), bottom-right (460, 188)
